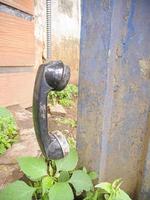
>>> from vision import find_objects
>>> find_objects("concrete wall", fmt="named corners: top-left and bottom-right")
top-left (51, 0), bottom-right (80, 83)
top-left (34, 0), bottom-right (80, 84)
top-left (77, 1), bottom-right (150, 199)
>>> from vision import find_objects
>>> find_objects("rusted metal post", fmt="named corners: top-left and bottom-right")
top-left (77, 1), bottom-right (150, 199)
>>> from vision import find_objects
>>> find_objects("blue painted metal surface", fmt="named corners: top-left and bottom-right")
top-left (77, 1), bottom-right (150, 199)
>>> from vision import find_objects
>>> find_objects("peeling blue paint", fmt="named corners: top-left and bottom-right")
top-left (78, 1), bottom-right (150, 200)
top-left (123, 0), bottom-right (136, 52)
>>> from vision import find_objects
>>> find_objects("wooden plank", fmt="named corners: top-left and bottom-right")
top-left (0, 0), bottom-right (34, 15)
top-left (0, 12), bottom-right (35, 66)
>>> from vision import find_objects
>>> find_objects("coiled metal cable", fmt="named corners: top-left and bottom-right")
top-left (46, 0), bottom-right (51, 60)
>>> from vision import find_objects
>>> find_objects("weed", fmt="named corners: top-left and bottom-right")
top-left (48, 84), bottom-right (78, 107)
top-left (67, 136), bottom-right (76, 149)
top-left (0, 107), bottom-right (18, 155)
top-left (56, 118), bottom-right (77, 128)
top-left (84, 178), bottom-right (131, 200)
top-left (0, 141), bottom-right (132, 200)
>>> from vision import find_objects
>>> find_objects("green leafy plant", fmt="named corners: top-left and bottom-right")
top-left (56, 118), bottom-right (77, 128)
top-left (48, 84), bottom-right (78, 107)
top-left (0, 107), bottom-right (18, 155)
top-left (84, 179), bottom-right (131, 200)
top-left (0, 147), bottom-right (94, 200)
top-left (0, 139), bottom-right (132, 200)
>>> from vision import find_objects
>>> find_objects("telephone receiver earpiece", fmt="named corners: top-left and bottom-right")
top-left (33, 61), bottom-right (70, 160)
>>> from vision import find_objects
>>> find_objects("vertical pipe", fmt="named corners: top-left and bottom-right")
top-left (46, 0), bottom-right (51, 60)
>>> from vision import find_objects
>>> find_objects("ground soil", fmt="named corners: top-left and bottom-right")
top-left (48, 98), bottom-right (77, 139)
top-left (27, 97), bottom-right (77, 139)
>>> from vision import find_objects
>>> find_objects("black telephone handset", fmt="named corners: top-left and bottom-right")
top-left (33, 61), bottom-right (70, 160)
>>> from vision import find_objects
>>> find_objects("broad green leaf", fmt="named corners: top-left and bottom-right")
top-left (69, 170), bottom-right (93, 194)
top-left (55, 148), bottom-right (78, 171)
top-left (88, 171), bottom-right (98, 180)
top-left (58, 171), bottom-right (70, 182)
top-left (42, 176), bottom-right (54, 195)
top-left (48, 182), bottom-right (74, 200)
top-left (17, 157), bottom-right (47, 180)
top-left (95, 182), bottom-right (112, 193)
top-left (0, 180), bottom-right (35, 200)
top-left (114, 189), bottom-right (132, 200)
